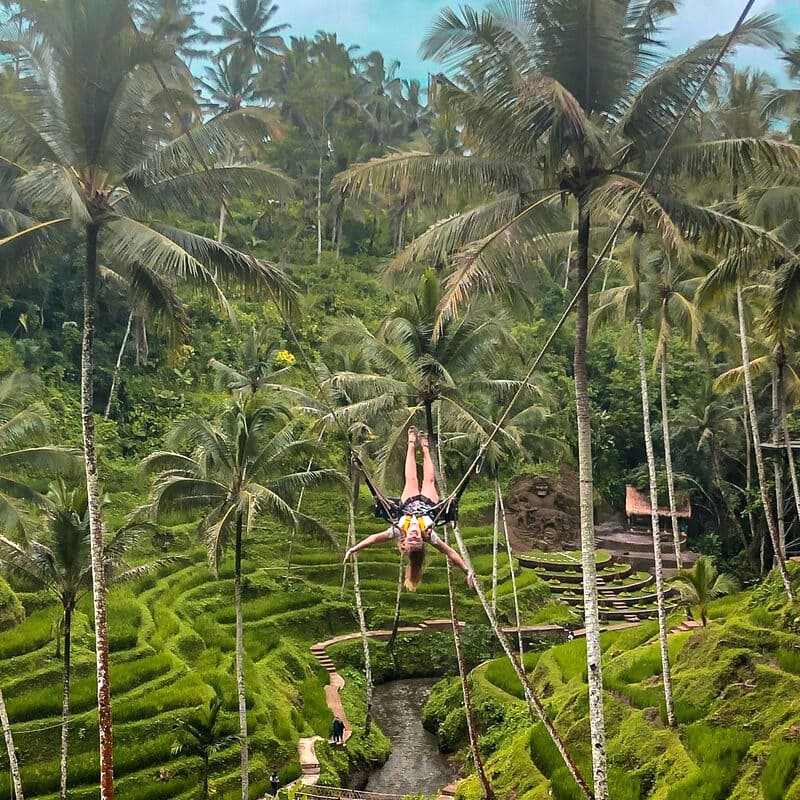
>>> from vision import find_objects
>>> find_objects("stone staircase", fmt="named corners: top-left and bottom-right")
top-left (519, 550), bottom-right (680, 622)
top-left (593, 523), bottom-right (699, 575)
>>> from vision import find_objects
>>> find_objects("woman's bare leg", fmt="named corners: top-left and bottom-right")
top-left (419, 433), bottom-right (439, 502)
top-left (401, 427), bottom-right (420, 501)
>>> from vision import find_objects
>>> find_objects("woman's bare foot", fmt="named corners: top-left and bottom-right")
top-left (407, 425), bottom-right (418, 445)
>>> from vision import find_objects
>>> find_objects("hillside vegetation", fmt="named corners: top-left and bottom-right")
top-left (423, 565), bottom-right (800, 800)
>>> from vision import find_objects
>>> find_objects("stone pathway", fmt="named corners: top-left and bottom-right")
top-left (669, 619), bottom-right (704, 634)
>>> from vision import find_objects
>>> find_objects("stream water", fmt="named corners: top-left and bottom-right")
top-left (365, 677), bottom-right (455, 796)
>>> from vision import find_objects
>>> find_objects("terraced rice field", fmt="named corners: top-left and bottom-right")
top-left (517, 550), bottom-right (679, 621)
top-left (0, 503), bottom-right (526, 800)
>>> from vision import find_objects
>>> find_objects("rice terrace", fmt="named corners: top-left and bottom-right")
top-left (2, 1), bottom-right (800, 800)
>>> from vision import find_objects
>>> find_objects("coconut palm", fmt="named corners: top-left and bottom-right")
top-left (208, 327), bottom-right (294, 397)
top-left (592, 236), bottom-right (703, 567)
top-left (207, 0), bottom-right (288, 64)
top-left (669, 555), bottom-right (739, 626)
top-left (172, 695), bottom-right (240, 800)
top-left (698, 252), bottom-right (797, 599)
top-left (0, 6), bottom-right (296, 789)
top-left (0, 685), bottom-right (23, 800)
top-left (142, 397), bottom-right (337, 800)
top-left (673, 381), bottom-right (750, 554)
top-left (0, 479), bottom-right (182, 800)
top-left (590, 230), bottom-right (677, 724)
top-left (334, 6), bottom-right (787, 791)
top-left (330, 268), bottom-right (517, 482)
top-left (0, 371), bottom-right (82, 539)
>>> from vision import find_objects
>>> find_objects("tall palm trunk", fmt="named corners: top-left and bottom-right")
top-left (491, 480), bottom-right (500, 616)
top-left (0, 686), bottom-right (23, 800)
top-left (771, 364), bottom-right (787, 558)
top-left (348, 471), bottom-right (373, 734)
top-left (660, 347), bottom-right (682, 568)
top-left (104, 311), bottom-right (133, 419)
top-left (444, 526), bottom-right (492, 800)
top-left (736, 284), bottom-right (794, 600)
top-left (234, 513), bottom-right (249, 800)
top-left (202, 756), bottom-right (210, 800)
top-left (83, 223), bottom-right (115, 800)
top-left (574, 200), bottom-right (608, 799)
top-left (634, 311), bottom-right (676, 727)
top-left (316, 155), bottom-right (323, 265)
top-left (742, 387), bottom-right (760, 571)
top-left (60, 605), bottom-right (72, 800)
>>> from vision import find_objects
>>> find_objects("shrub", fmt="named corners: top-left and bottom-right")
top-left (0, 576), bottom-right (24, 631)
top-left (761, 741), bottom-right (800, 800)
top-left (777, 647), bottom-right (800, 676)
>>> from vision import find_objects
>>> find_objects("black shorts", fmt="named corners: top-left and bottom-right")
top-left (400, 495), bottom-right (435, 516)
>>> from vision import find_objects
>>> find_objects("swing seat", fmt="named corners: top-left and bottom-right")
top-left (373, 498), bottom-right (458, 526)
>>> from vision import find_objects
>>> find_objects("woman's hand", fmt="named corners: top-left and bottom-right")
top-left (467, 571), bottom-right (475, 590)
top-left (342, 548), bottom-right (353, 563)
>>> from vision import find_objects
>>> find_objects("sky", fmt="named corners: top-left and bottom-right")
top-left (203, 0), bottom-right (800, 85)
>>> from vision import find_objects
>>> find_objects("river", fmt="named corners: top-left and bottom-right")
top-left (365, 677), bottom-right (456, 796)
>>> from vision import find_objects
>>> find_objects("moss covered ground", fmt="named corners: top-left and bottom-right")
top-left (425, 563), bottom-right (800, 800)
top-left (0, 489), bottom-right (561, 800)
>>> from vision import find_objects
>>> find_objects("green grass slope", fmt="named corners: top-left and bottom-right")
top-left (427, 563), bottom-right (800, 800)
top-left (0, 492), bottom-right (555, 800)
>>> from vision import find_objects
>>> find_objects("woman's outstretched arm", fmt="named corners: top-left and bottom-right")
top-left (343, 528), bottom-right (395, 562)
top-left (430, 535), bottom-right (475, 589)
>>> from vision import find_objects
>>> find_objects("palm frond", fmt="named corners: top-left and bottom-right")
top-left (0, 446), bottom-right (82, 479)
top-left (0, 217), bottom-right (70, 270)
top-left (127, 107), bottom-right (284, 183)
top-left (121, 164), bottom-right (293, 216)
top-left (434, 192), bottom-right (564, 328)
top-left (620, 14), bottom-right (782, 144)
top-left (333, 151), bottom-right (528, 202)
top-left (713, 356), bottom-right (770, 395)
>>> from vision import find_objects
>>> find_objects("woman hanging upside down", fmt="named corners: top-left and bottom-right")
top-left (343, 426), bottom-right (475, 591)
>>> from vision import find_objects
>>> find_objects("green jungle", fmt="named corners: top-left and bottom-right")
top-left (2, 2), bottom-right (800, 800)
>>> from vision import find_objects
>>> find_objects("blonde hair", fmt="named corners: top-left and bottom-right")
top-left (404, 548), bottom-right (426, 591)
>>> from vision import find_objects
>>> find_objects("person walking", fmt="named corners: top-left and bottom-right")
top-left (269, 770), bottom-right (280, 797)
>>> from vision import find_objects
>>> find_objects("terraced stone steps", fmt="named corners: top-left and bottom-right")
top-left (519, 550), bottom-right (679, 622)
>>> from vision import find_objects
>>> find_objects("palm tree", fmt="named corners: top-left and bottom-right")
top-left (172, 695), bottom-right (240, 800)
top-left (669, 555), bottom-right (738, 626)
top-left (142, 397), bottom-right (336, 800)
top-left (208, 327), bottom-right (294, 396)
top-left (0, 685), bottom-right (23, 800)
top-left (699, 253), bottom-right (796, 600)
top-left (0, 6), bottom-right (296, 789)
top-left (590, 229), bottom-right (676, 724)
top-left (0, 480), bottom-right (182, 800)
top-left (592, 237), bottom-right (703, 567)
top-left (207, 0), bottom-right (288, 64)
top-left (330, 268), bottom-right (515, 480)
top-left (0, 371), bottom-right (82, 539)
top-left (335, 7), bottom-right (786, 792)
top-left (673, 381), bottom-right (750, 554)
